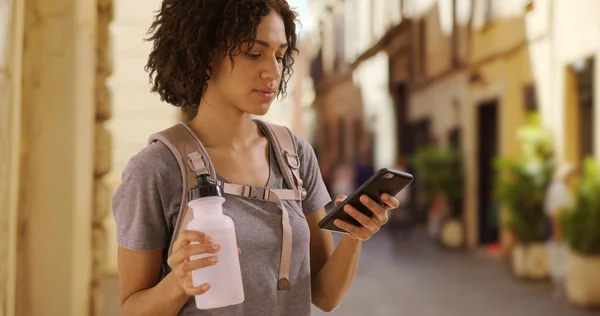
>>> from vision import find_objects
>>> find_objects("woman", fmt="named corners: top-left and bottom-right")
top-left (112, 1), bottom-right (399, 315)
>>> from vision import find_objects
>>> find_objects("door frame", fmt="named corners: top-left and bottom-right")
top-left (466, 82), bottom-right (504, 249)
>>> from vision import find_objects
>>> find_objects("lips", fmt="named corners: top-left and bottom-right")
top-left (255, 89), bottom-right (276, 101)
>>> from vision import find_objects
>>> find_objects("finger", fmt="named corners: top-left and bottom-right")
top-left (186, 283), bottom-right (211, 296)
top-left (359, 195), bottom-right (387, 216)
top-left (343, 205), bottom-right (378, 232)
top-left (182, 255), bottom-right (219, 273)
top-left (333, 219), bottom-right (370, 240)
top-left (334, 194), bottom-right (347, 207)
top-left (173, 230), bottom-right (212, 252)
top-left (238, 248), bottom-right (242, 255)
top-left (169, 243), bottom-right (220, 267)
top-left (381, 193), bottom-right (400, 209)
top-left (373, 212), bottom-right (389, 226)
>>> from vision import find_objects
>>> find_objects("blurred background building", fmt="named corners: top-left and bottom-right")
top-left (1, 0), bottom-right (599, 315)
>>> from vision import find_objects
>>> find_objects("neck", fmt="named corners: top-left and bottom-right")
top-left (188, 89), bottom-right (259, 148)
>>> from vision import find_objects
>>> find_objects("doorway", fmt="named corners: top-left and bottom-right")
top-left (393, 84), bottom-right (410, 155)
top-left (477, 101), bottom-right (499, 245)
top-left (407, 119), bottom-right (433, 224)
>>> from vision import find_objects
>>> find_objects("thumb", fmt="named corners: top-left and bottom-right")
top-left (334, 194), bottom-right (347, 206)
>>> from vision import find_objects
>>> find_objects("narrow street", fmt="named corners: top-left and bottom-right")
top-left (312, 229), bottom-right (596, 316)
top-left (104, 229), bottom-right (597, 316)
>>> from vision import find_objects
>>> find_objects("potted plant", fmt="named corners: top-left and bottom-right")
top-left (560, 157), bottom-right (600, 307)
top-left (495, 113), bottom-right (555, 280)
top-left (409, 145), bottom-right (465, 248)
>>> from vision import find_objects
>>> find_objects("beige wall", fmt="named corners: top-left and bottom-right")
top-left (423, 5), bottom-right (453, 78)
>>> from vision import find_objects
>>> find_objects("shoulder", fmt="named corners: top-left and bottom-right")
top-left (292, 134), bottom-right (315, 158)
top-left (121, 140), bottom-right (181, 184)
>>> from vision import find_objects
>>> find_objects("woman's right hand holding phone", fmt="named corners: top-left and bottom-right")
top-left (167, 230), bottom-right (221, 296)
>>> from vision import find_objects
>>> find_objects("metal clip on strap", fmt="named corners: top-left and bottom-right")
top-left (242, 186), bottom-right (270, 200)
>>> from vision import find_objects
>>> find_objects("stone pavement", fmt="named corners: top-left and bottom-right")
top-left (103, 229), bottom-right (598, 316)
top-left (312, 229), bottom-right (597, 316)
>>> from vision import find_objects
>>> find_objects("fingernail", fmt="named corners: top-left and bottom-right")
top-left (344, 205), bottom-right (352, 213)
top-left (360, 195), bottom-right (368, 203)
top-left (205, 236), bottom-right (213, 243)
top-left (209, 256), bottom-right (218, 263)
top-left (201, 284), bottom-right (210, 291)
top-left (211, 244), bottom-right (220, 250)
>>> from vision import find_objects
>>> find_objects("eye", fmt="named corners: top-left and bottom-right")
top-left (247, 52), bottom-right (261, 59)
top-left (276, 56), bottom-right (284, 63)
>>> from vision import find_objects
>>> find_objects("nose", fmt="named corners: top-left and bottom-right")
top-left (260, 56), bottom-right (281, 82)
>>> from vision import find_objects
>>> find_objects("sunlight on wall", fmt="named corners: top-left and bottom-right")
top-left (355, 52), bottom-right (397, 169)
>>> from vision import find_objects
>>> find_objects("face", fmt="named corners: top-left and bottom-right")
top-left (209, 10), bottom-right (288, 116)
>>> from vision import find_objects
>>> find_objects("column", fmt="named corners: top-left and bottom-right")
top-left (0, 0), bottom-right (24, 315)
top-left (15, 0), bottom-right (99, 314)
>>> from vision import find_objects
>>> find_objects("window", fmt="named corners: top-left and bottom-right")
top-left (523, 84), bottom-right (537, 113)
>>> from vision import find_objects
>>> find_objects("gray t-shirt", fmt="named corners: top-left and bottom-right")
top-left (112, 132), bottom-right (331, 316)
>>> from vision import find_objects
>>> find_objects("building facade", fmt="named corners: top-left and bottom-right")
top-left (309, 0), bottom-right (600, 252)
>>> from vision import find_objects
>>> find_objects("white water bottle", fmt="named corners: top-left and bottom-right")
top-left (186, 174), bottom-right (244, 309)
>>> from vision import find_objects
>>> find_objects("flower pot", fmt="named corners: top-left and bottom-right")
top-left (512, 243), bottom-right (549, 280)
top-left (565, 251), bottom-right (600, 308)
top-left (440, 218), bottom-right (464, 249)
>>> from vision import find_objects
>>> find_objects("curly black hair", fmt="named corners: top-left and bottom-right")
top-left (144, 0), bottom-right (300, 111)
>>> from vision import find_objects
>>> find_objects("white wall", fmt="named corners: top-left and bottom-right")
top-left (410, 73), bottom-right (469, 145)
top-left (355, 52), bottom-right (397, 169)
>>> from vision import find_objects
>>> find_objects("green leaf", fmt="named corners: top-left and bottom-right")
top-left (494, 112), bottom-right (555, 243)
top-left (561, 157), bottom-right (600, 254)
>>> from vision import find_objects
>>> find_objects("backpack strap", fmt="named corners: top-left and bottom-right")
top-left (148, 123), bottom-right (216, 258)
top-left (253, 119), bottom-right (304, 195)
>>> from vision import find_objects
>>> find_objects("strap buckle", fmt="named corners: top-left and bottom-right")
top-left (242, 186), bottom-right (270, 200)
top-left (284, 151), bottom-right (300, 169)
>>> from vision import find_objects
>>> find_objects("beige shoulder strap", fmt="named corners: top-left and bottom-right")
top-left (148, 123), bottom-right (215, 257)
top-left (253, 119), bottom-right (304, 194)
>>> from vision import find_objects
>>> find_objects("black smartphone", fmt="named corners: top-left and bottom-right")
top-left (318, 168), bottom-right (413, 233)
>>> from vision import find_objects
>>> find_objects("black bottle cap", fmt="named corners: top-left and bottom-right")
top-left (187, 174), bottom-right (223, 201)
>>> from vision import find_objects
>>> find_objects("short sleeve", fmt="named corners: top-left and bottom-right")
top-left (297, 138), bottom-right (332, 215)
top-left (112, 155), bottom-right (168, 251)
